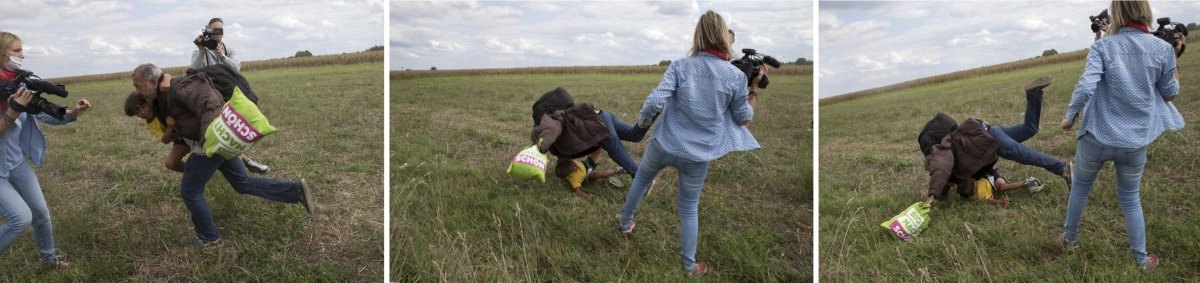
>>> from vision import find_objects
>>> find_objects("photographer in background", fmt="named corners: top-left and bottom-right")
top-left (0, 32), bottom-right (90, 269)
top-left (191, 17), bottom-right (240, 71)
top-left (1090, 9), bottom-right (1110, 41)
top-left (615, 11), bottom-right (764, 277)
top-left (190, 17), bottom-right (270, 173)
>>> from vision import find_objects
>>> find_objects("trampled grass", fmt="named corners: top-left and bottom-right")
top-left (0, 62), bottom-right (383, 281)
top-left (820, 50), bottom-right (1200, 281)
top-left (392, 71), bottom-right (812, 281)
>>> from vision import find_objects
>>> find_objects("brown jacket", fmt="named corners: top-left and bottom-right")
top-left (166, 73), bottom-right (225, 140)
top-left (924, 118), bottom-right (999, 199)
top-left (530, 102), bottom-right (610, 159)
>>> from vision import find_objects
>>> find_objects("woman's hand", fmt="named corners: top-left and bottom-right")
top-left (1060, 119), bottom-right (1074, 132)
top-left (749, 65), bottom-right (769, 92)
top-left (1175, 33), bottom-right (1187, 57)
top-left (8, 87), bottom-right (33, 113)
top-left (69, 99), bottom-right (91, 118)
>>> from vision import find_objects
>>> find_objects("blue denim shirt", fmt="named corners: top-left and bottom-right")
top-left (639, 52), bottom-right (760, 162)
top-left (1065, 27), bottom-right (1183, 148)
top-left (0, 112), bottom-right (75, 178)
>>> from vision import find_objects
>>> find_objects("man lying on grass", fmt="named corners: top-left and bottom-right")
top-left (531, 87), bottom-right (647, 199)
top-left (918, 77), bottom-right (1070, 205)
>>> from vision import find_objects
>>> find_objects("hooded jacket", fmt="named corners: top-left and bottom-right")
top-left (530, 102), bottom-right (610, 159)
top-left (924, 118), bottom-right (1000, 199)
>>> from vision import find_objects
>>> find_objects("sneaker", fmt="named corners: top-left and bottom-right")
top-left (44, 259), bottom-right (71, 270)
top-left (1025, 76), bottom-right (1054, 92)
top-left (689, 262), bottom-right (708, 277)
top-left (1058, 233), bottom-right (1078, 251)
top-left (619, 218), bottom-right (636, 235)
top-left (195, 238), bottom-right (223, 248)
top-left (299, 179), bottom-right (315, 214)
top-left (1142, 254), bottom-right (1159, 271)
top-left (1024, 176), bottom-right (1044, 193)
top-left (606, 176), bottom-right (624, 188)
top-left (1060, 160), bottom-right (1073, 192)
top-left (243, 157), bottom-right (270, 174)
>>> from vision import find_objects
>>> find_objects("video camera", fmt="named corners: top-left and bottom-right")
top-left (731, 48), bottom-right (782, 89)
top-left (1154, 17), bottom-right (1188, 57)
top-left (1088, 9), bottom-right (1109, 33)
top-left (194, 27), bottom-right (223, 50)
top-left (0, 69), bottom-right (70, 119)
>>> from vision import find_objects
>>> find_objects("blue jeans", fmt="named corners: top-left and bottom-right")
top-left (181, 153), bottom-right (302, 241)
top-left (0, 162), bottom-right (56, 262)
top-left (598, 111), bottom-right (648, 178)
top-left (618, 140), bottom-right (710, 272)
top-left (988, 88), bottom-right (1066, 175)
top-left (1063, 133), bottom-right (1149, 265)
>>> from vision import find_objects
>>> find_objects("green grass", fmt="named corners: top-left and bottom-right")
top-left (392, 73), bottom-right (812, 281)
top-left (0, 62), bottom-right (383, 281)
top-left (820, 53), bottom-right (1200, 281)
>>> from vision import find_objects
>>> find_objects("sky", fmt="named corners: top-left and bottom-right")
top-left (820, 0), bottom-right (1200, 97)
top-left (391, 0), bottom-right (813, 70)
top-left (1, 0), bottom-right (384, 79)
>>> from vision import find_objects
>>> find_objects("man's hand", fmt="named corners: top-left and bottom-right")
top-left (165, 116), bottom-right (176, 129)
top-left (923, 195), bottom-right (936, 206)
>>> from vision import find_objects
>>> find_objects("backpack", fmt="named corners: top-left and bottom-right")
top-left (918, 112), bottom-right (957, 156)
top-left (532, 87), bottom-right (574, 126)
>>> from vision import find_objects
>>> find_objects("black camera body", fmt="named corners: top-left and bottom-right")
top-left (1089, 9), bottom-right (1109, 33)
top-left (194, 27), bottom-right (223, 50)
top-left (731, 48), bottom-right (782, 89)
top-left (1154, 17), bottom-right (1188, 56)
top-left (0, 69), bottom-right (70, 119)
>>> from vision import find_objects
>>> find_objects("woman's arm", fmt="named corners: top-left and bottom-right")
top-left (35, 99), bottom-right (88, 125)
top-left (639, 61), bottom-right (678, 128)
top-left (1062, 45), bottom-right (1105, 130)
top-left (735, 66), bottom-right (767, 126)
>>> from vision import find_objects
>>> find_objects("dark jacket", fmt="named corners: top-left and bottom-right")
top-left (924, 118), bottom-right (999, 199)
top-left (530, 102), bottom-right (610, 159)
top-left (162, 73), bottom-right (225, 141)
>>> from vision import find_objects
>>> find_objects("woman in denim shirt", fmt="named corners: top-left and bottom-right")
top-left (1058, 0), bottom-right (1184, 271)
top-left (0, 32), bottom-right (91, 269)
top-left (616, 11), bottom-right (764, 277)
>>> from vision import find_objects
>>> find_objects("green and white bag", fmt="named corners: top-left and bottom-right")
top-left (203, 87), bottom-right (277, 159)
top-left (506, 143), bottom-right (548, 183)
top-left (880, 202), bottom-right (932, 241)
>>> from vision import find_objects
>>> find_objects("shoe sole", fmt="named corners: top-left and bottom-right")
top-left (1025, 77), bottom-right (1054, 92)
top-left (301, 179), bottom-right (315, 214)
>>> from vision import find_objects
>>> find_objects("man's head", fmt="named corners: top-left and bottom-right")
top-left (123, 91), bottom-right (154, 120)
top-left (206, 17), bottom-right (224, 43)
top-left (131, 63), bottom-right (162, 98)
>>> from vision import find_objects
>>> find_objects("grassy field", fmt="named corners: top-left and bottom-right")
top-left (0, 62), bottom-right (383, 281)
top-left (820, 50), bottom-right (1200, 280)
top-left (392, 71), bottom-right (812, 281)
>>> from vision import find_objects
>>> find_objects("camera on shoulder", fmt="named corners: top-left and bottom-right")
top-left (1153, 17), bottom-right (1188, 56)
top-left (0, 69), bottom-right (70, 119)
top-left (731, 48), bottom-right (782, 89)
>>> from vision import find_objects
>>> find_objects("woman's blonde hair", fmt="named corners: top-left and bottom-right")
top-left (689, 10), bottom-right (733, 58)
top-left (1107, 0), bottom-right (1153, 35)
top-left (0, 32), bottom-right (19, 64)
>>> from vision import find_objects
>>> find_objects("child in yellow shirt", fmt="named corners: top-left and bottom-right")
top-left (554, 150), bottom-right (623, 200)
top-left (973, 168), bottom-right (1043, 208)
top-left (124, 92), bottom-right (189, 172)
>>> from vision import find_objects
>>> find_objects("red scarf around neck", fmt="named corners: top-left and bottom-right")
top-left (702, 48), bottom-right (729, 61)
top-left (1128, 22), bottom-right (1150, 33)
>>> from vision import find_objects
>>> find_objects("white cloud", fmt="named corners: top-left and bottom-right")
top-left (391, 1), bottom-right (811, 71)
top-left (430, 40), bottom-right (462, 51)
